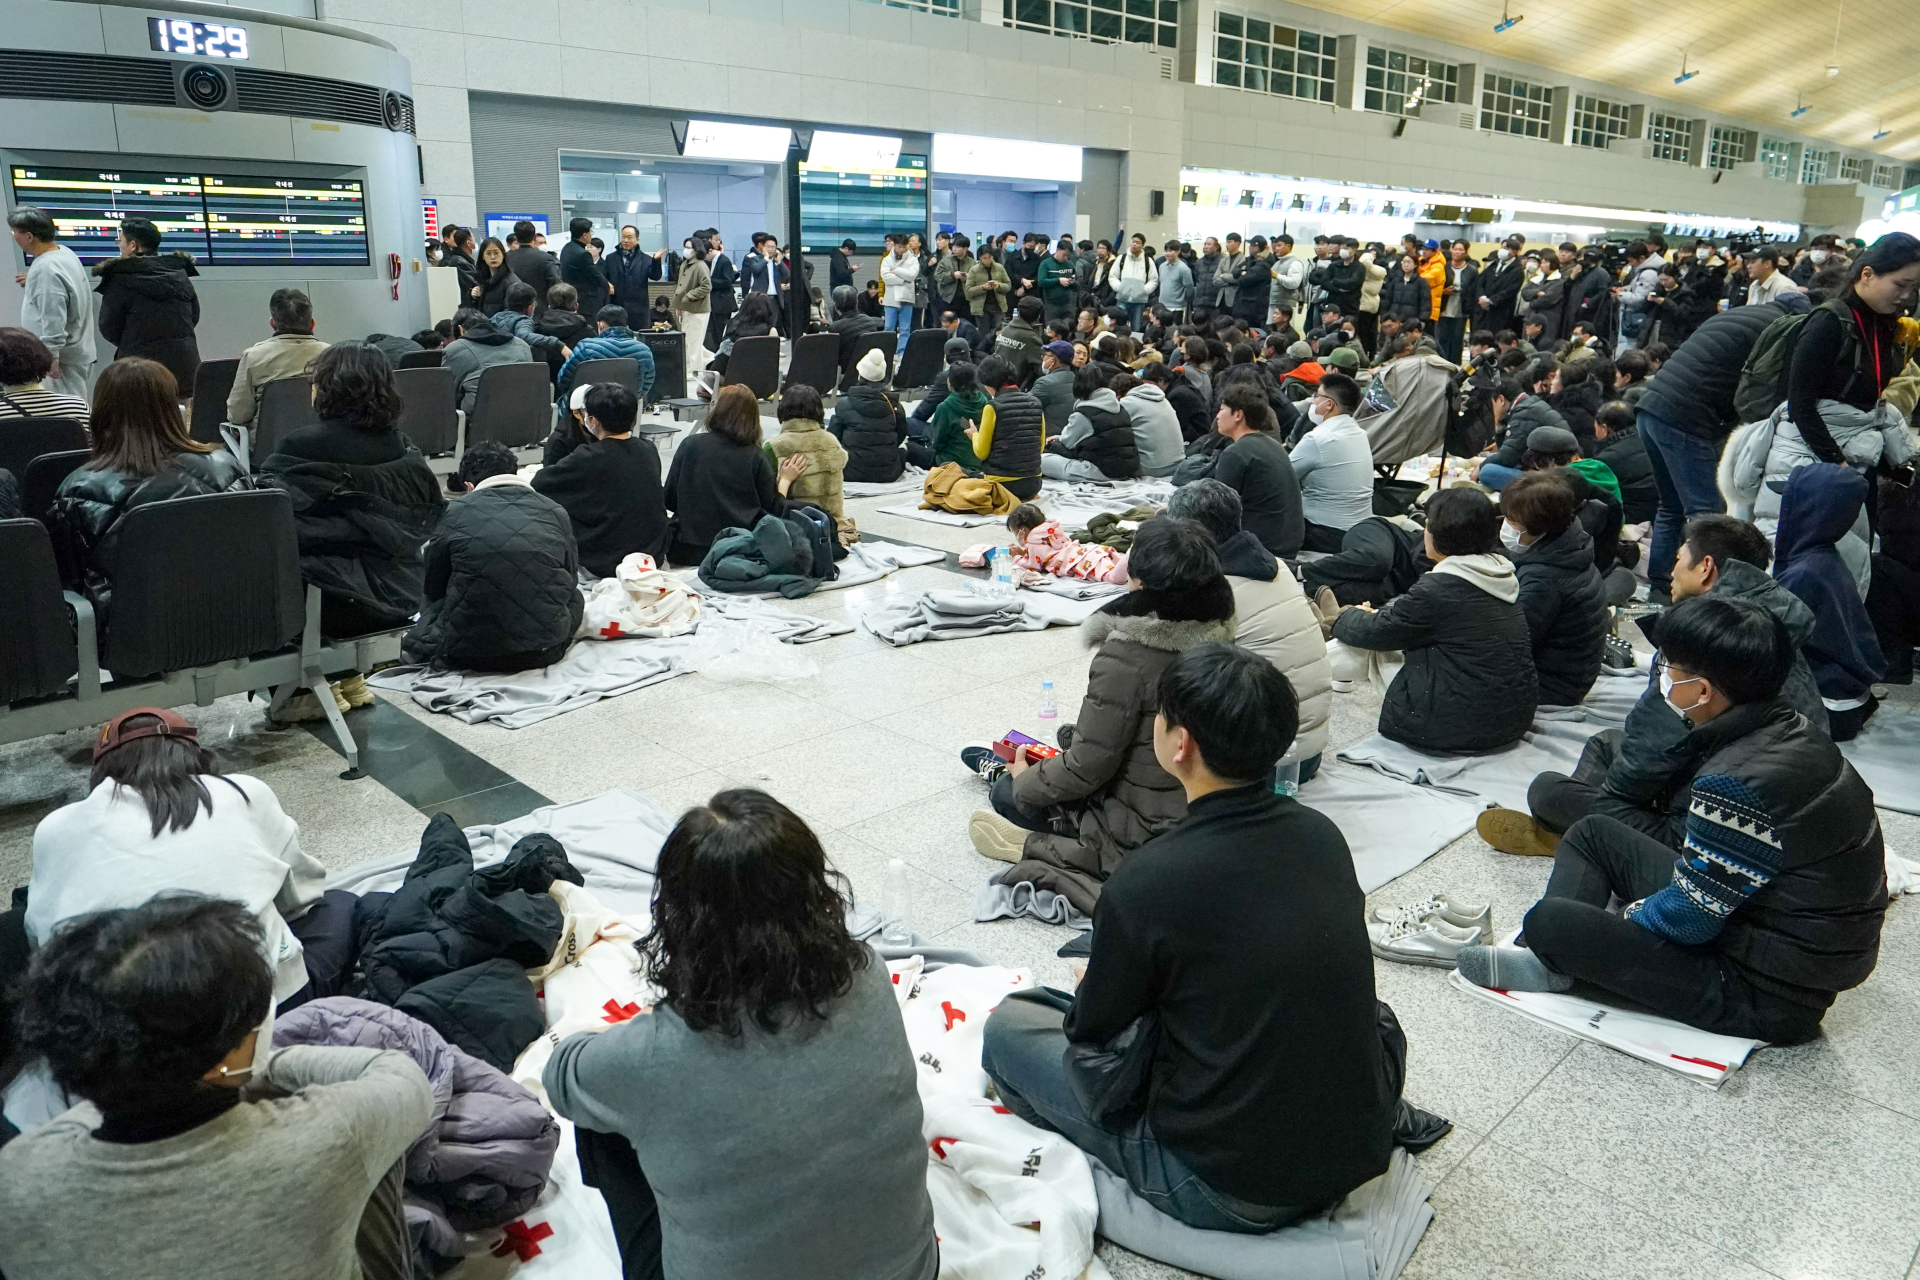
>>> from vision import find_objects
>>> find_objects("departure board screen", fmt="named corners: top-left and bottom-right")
top-left (8, 165), bottom-right (369, 267)
top-left (799, 153), bottom-right (928, 254)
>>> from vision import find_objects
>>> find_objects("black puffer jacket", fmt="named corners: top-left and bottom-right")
top-left (1052, 398), bottom-right (1140, 480)
top-left (529, 435), bottom-right (668, 578)
top-left (355, 814), bottom-right (583, 1072)
top-left (94, 252), bottom-right (202, 391)
top-left (403, 481), bottom-right (584, 668)
top-left (1230, 255), bottom-right (1273, 324)
top-left (1378, 271), bottom-right (1431, 324)
top-left (1636, 303), bottom-right (1784, 440)
top-left (1656, 697), bottom-right (1885, 1012)
top-left (1511, 520), bottom-right (1608, 706)
top-left (1485, 394), bottom-right (1570, 469)
top-left (829, 382), bottom-right (908, 483)
top-left (1592, 424), bottom-right (1657, 524)
top-left (1331, 556), bottom-right (1537, 753)
top-left (1549, 379), bottom-right (1603, 448)
top-left (1603, 559), bottom-right (1830, 817)
top-left (259, 446), bottom-right (445, 631)
top-left (1165, 376), bottom-right (1211, 441)
top-left (982, 387), bottom-right (1044, 480)
top-left (49, 449), bottom-right (250, 619)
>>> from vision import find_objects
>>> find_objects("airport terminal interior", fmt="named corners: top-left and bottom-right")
top-left (5, 0), bottom-right (1920, 1277)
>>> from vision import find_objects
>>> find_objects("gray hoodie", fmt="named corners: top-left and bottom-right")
top-left (20, 244), bottom-right (95, 372)
top-left (1119, 383), bottom-right (1184, 476)
top-left (1055, 387), bottom-right (1123, 451)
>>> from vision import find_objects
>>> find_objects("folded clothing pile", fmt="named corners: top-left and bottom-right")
top-left (922, 461), bottom-right (1019, 516)
top-left (578, 552), bottom-right (699, 640)
top-left (697, 509), bottom-right (840, 599)
top-left (354, 815), bottom-right (584, 1073)
top-left (274, 997), bottom-right (561, 1271)
top-left (1014, 519), bottom-right (1129, 582)
top-left (1074, 504), bottom-right (1158, 551)
top-left (860, 588), bottom-right (1050, 647)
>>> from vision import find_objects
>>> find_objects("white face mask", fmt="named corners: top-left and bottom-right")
top-left (1499, 521), bottom-right (1525, 552)
top-left (1810, 249), bottom-right (1829, 264)
top-left (1496, 247), bottom-right (1511, 260)
top-left (1659, 669), bottom-right (1705, 719)
top-left (1307, 400), bottom-right (1327, 424)
top-left (1339, 248), bottom-right (1353, 259)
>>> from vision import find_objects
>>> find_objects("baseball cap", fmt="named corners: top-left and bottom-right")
top-left (568, 383), bottom-right (594, 412)
top-left (93, 707), bottom-right (196, 761)
top-left (1286, 341), bottom-right (1313, 359)
top-left (1325, 346), bottom-right (1360, 371)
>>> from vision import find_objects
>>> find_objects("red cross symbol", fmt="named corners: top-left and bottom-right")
top-left (930, 1136), bottom-right (958, 1159)
top-left (941, 1001), bottom-right (966, 1032)
top-left (602, 998), bottom-right (642, 1023)
top-left (491, 1220), bottom-right (554, 1261)
top-left (598, 621), bottom-right (625, 639)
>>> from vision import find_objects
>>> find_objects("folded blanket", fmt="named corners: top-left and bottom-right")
top-left (973, 871), bottom-right (1092, 930)
top-left (860, 589), bottom-right (1051, 647)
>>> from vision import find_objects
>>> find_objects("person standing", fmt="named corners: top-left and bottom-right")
top-left (92, 216), bottom-right (202, 395)
top-left (671, 237), bottom-right (713, 351)
top-left (1213, 233), bottom-right (1246, 319)
top-left (1157, 240), bottom-right (1193, 326)
top-left (505, 221), bottom-right (561, 318)
top-left (1471, 237), bottom-right (1525, 333)
top-left (1268, 233), bottom-right (1306, 325)
top-left (966, 245), bottom-right (1011, 334)
top-left (1437, 240), bottom-right (1475, 363)
top-left (943, 233), bottom-right (976, 323)
top-left (559, 218), bottom-right (611, 319)
top-left (1111, 233), bottom-right (1160, 332)
top-left (7, 206), bottom-right (94, 400)
top-left (879, 232), bottom-right (921, 355)
top-left (1190, 235), bottom-right (1224, 323)
top-left (603, 225), bottom-right (654, 324)
top-left (830, 238), bottom-right (858, 293)
top-left (704, 230), bottom-right (738, 357)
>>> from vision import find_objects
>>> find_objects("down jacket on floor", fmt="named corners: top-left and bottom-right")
top-left (697, 510), bottom-right (834, 598)
top-left (355, 814), bottom-right (582, 1072)
top-left (273, 996), bottom-right (560, 1251)
top-left (1005, 589), bottom-right (1237, 914)
top-left (1510, 519), bottom-right (1608, 707)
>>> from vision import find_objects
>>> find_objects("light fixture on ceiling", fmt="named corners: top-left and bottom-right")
top-left (626, 201), bottom-right (638, 213)
top-left (1791, 99), bottom-right (1811, 118)
top-left (1825, 3), bottom-right (1844, 77)
top-left (1674, 53), bottom-right (1698, 85)
top-left (1493, 3), bottom-right (1522, 33)
top-left (1874, 125), bottom-right (1891, 140)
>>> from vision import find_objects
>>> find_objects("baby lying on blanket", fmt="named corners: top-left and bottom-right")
top-left (958, 502), bottom-right (1129, 583)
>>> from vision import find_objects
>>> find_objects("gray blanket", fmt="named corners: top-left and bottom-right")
top-left (973, 871), bottom-right (1092, 930)
top-left (859, 587), bottom-right (1101, 646)
top-left (368, 595), bottom-right (850, 729)
top-left (1301, 760), bottom-right (1487, 892)
top-left (1840, 707), bottom-right (1920, 816)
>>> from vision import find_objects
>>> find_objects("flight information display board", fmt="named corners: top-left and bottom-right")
top-left (8, 165), bottom-right (369, 266)
top-left (799, 153), bottom-right (928, 254)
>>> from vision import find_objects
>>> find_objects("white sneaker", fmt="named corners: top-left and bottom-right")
top-left (1369, 892), bottom-right (1493, 937)
top-left (1369, 915), bottom-right (1484, 968)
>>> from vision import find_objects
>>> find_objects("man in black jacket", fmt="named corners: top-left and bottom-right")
top-left (829, 238), bottom-right (858, 293)
top-left (505, 221), bottom-right (561, 319)
top-left (602, 225), bottom-right (654, 322)
top-left (559, 218), bottom-right (611, 318)
top-left (1470, 238), bottom-right (1525, 332)
top-left (981, 643), bottom-right (1427, 1230)
top-left (1208, 383), bottom-right (1303, 559)
top-left (403, 442), bottom-right (583, 671)
top-left (1460, 596), bottom-right (1885, 1044)
top-left (1635, 300), bottom-right (1792, 596)
top-left (529, 382), bottom-right (668, 577)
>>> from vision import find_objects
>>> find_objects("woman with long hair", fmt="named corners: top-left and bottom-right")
top-left (662, 382), bottom-right (806, 566)
top-left (22, 707), bottom-right (339, 1005)
top-left (48, 357), bottom-right (247, 618)
top-left (472, 236), bottom-right (514, 313)
top-left (545, 789), bottom-right (937, 1280)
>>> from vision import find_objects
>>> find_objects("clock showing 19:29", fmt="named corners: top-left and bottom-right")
top-left (147, 17), bottom-right (251, 60)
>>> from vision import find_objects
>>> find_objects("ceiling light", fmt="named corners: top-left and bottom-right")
top-left (1674, 53), bottom-right (1698, 85)
top-left (1792, 102), bottom-right (1811, 117)
top-left (626, 201), bottom-right (638, 213)
top-left (1826, 64), bottom-right (1841, 77)
top-left (1874, 127), bottom-right (1892, 140)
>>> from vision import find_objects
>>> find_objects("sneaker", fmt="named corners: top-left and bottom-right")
top-left (1476, 807), bottom-right (1561, 858)
top-left (1601, 634), bottom-right (1636, 670)
top-left (1369, 892), bottom-right (1492, 937)
top-left (968, 810), bottom-right (1028, 863)
top-left (960, 744), bottom-right (1007, 784)
top-left (1369, 916), bottom-right (1483, 968)
top-left (333, 673), bottom-right (375, 708)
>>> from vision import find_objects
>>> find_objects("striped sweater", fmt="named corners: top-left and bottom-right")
top-left (1625, 773), bottom-right (1783, 945)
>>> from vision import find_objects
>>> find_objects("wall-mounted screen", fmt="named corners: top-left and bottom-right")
top-left (799, 153), bottom-right (927, 254)
top-left (9, 166), bottom-right (368, 266)
top-left (147, 17), bottom-right (251, 59)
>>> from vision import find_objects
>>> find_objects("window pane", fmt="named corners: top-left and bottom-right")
top-left (1216, 12), bottom-right (1241, 36)
top-left (1271, 74), bottom-right (1292, 96)
top-left (1388, 50), bottom-right (1406, 71)
top-left (1016, 0), bottom-right (1049, 22)
top-left (1244, 67), bottom-right (1266, 92)
top-left (1160, 1), bottom-right (1180, 21)
top-left (1299, 31), bottom-right (1320, 52)
top-left (1246, 18), bottom-right (1269, 43)
top-left (1089, 9), bottom-right (1120, 37)
top-left (1216, 35), bottom-right (1240, 60)
top-left (1127, 0), bottom-right (1153, 15)
top-left (1319, 81), bottom-right (1334, 102)
top-left (1365, 88), bottom-right (1384, 110)
top-left (1273, 48), bottom-right (1293, 71)
top-left (1246, 42), bottom-right (1268, 67)
top-left (1366, 66), bottom-right (1384, 89)
top-left (1216, 60), bottom-right (1240, 86)
top-left (1092, 0), bottom-right (1120, 8)
top-left (1367, 46), bottom-right (1384, 67)
top-left (1125, 16), bottom-right (1149, 40)
top-left (1056, 2), bottom-right (1087, 31)
top-left (1157, 23), bottom-right (1176, 46)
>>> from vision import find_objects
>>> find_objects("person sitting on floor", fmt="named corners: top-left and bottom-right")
top-left (1042, 362), bottom-right (1140, 483)
top-left (765, 383), bottom-right (848, 520)
top-left (907, 336), bottom-right (978, 442)
top-left (1480, 514), bottom-right (1827, 857)
top-left (0, 897), bottom-right (433, 1280)
top-left (1165, 479), bottom-right (1332, 778)
top-left (1457, 596), bottom-right (1886, 1045)
top-left (22, 708), bottom-right (342, 1008)
top-left (829, 348), bottom-right (908, 484)
top-left (1207, 383), bottom-right (1305, 560)
top-left (970, 354), bottom-right (1045, 501)
top-left (1289, 371), bottom-right (1374, 553)
top-left (1030, 339), bottom-right (1079, 435)
top-left (545, 789), bottom-right (938, 1280)
top-left (960, 516), bottom-right (1237, 915)
top-left (1330, 486), bottom-right (1537, 754)
top-left (1113, 370), bottom-right (1185, 478)
top-left (910, 360), bottom-right (987, 472)
top-left (530, 382), bottom-right (668, 578)
top-left (663, 384), bottom-right (807, 568)
top-left (1469, 367), bottom-right (1566, 491)
top-left (1500, 470), bottom-right (1608, 707)
top-left (407, 440), bottom-right (583, 671)
top-left (980, 643), bottom-right (1422, 1236)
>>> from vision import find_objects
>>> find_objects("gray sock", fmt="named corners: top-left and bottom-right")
top-left (1455, 944), bottom-right (1573, 993)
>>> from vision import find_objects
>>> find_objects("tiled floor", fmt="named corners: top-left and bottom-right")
top-left (4, 484), bottom-right (1918, 1280)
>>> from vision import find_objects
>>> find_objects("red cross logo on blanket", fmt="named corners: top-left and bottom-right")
top-left (491, 1220), bottom-right (554, 1261)
top-left (602, 998), bottom-right (642, 1023)
top-left (930, 1136), bottom-right (958, 1159)
top-left (598, 621), bottom-right (625, 639)
top-left (941, 1001), bottom-right (966, 1032)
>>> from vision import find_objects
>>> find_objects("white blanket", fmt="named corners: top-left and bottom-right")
top-left (367, 597), bottom-right (851, 729)
top-left (876, 503), bottom-right (1005, 528)
top-left (844, 467), bottom-right (931, 498)
top-left (1297, 761), bottom-right (1487, 892)
top-left (1037, 479), bottom-right (1176, 531)
top-left (1839, 706), bottom-right (1920, 816)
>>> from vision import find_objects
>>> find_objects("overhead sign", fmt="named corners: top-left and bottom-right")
top-left (932, 133), bottom-right (1084, 183)
top-left (808, 131), bottom-right (903, 171)
top-left (679, 120), bottom-right (792, 163)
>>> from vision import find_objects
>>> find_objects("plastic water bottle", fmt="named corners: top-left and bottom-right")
top-left (1273, 759), bottom-right (1300, 798)
top-left (1039, 677), bottom-right (1058, 720)
top-left (996, 548), bottom-right (1015, 590)
top-left (881, 859), bottom-right (914, 945)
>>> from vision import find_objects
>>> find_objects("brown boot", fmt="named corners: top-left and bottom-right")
top-left (1476, 807), bottom-right (1561, 858)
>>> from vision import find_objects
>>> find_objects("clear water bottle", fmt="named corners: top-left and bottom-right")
top-left (1039, 677), bottom-right (1057, 720)
top-left (881, 859), bottom-right (913, 945)
top-left (996, 548), bottom-right (1015, 590)
top-left (1273, 759), bottom-right (1301, 798)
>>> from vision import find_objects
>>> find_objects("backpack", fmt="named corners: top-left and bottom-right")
top-left (1735, 301), bottom-right (1857, 424)
top-left (787, 505), bottom-right (844, 574)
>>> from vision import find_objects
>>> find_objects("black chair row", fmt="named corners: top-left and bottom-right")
top-left (0, 489), bottom-right (404, 777)
top-left (776, 327), bottom-right (946, 399)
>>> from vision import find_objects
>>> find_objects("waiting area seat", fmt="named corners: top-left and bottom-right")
top-left (0, 419), bottom-right (88, 489)
top-left (221, 374), bottom-right (319, 471)
top-left (841, 331), bottom-right (895, 392)
top-left (892, 327), bottom-right (947, 392)
top-left (20, 449), bottom-right (89, 525)
top-left (0, 490), bottom-right (405, 777)
top-left (783, 333), bottom-right (840, 396)
top-left (719, 335), bottom-right (780, 400)
top-left (566, 357), bottom-right (642, 399)
top-left (189, 358), bottom-right (241, 445)
top-left (461, 361), bottom-right (553, 451)
top-left (396, 348), bottom-right (444, 369)
top-left (392, 366), bottom-right (459, 457)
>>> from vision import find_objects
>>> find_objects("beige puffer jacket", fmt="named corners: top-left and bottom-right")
top-left (1225, 571), bottom-right (1332, 762)
top-left (767, 418), bottom-right (848, 518)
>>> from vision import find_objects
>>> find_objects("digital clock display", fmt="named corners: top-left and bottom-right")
top-left (147, 17), bottom-right (250, 60)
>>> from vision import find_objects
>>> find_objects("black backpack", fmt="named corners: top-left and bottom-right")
top-left (1734, 300), bottom-right (1856, 424)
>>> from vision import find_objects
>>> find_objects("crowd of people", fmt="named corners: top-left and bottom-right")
top-left (2, 194), bottom-right (1917, 1278)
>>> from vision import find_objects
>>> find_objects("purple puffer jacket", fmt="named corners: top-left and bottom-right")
top-left (274, 997), bottom-right (560, 1231)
